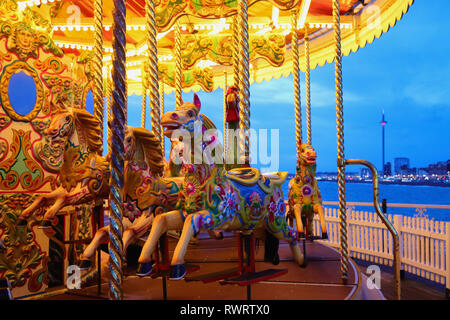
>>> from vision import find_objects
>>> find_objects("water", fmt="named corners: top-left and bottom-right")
top-left (281, 180), bottom-right (450, 221)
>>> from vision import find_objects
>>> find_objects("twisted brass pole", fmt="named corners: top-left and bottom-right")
top-left (141, 89), bottom-right (147, 128)
top-left (146, 0), bottom-right (162, 146)
top-left (107, 64), bottom-right (113, 147)
top-left (175, 21), bottom-right (183, 108)
top-left (160, 81), bottom-right (165, 157)
top-left (232, 15), bottom-right (240, 88)
top-left (93, 0), bottom-right (104, 153)
top-left (292, 9), bottom-right (302, 169)
top-left (223, 71), bottom-right (228, 162)
top-left (238, 0), bottom-right (250, 165)
top-left (333, 0), bottom-right (348, 284)
top-left (305, 25), bottom-right (311, 145)
top-left (108, 0), bottom-right (126, 300)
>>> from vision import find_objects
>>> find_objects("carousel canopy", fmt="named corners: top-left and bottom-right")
top-left (15, 0), bottom-right (413, 95)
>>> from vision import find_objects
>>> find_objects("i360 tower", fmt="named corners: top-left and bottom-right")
top-left (381, 110), bottom-right (387, 176)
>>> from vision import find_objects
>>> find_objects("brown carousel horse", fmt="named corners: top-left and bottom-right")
top-left (136, 94), bottom-right (304, 279)
top-left (16, 103), bottom-right (182, 267)
top-left (78, 127), bottom-right (184, 269)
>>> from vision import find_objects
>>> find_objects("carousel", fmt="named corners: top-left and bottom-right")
top-left (0, 0), bottom-right (413, 301)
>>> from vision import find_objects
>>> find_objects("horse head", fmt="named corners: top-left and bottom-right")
top-left (298, 143), bottom-right (317, 167)
top-left (35, 101), bottom-right (103, 173)
top-left (161, 93), bottom-right (205, 139)
top-left (161, 93), bottom-right (222, 167)
top-left (34, 102), bottom-right (76, 172)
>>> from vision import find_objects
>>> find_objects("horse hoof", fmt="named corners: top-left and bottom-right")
top-left (300, 260), bottom-right (307, 268)
top-left (136, 262), bottom-right (152, 277)
top-left (169, 264), bottom-right (186, 280)
top-left (38, 220), bottom-right (53, 229)
top-left (322, 232), bottom-right (328, 240)
top-left (79, 259), bottom-right (92, 271)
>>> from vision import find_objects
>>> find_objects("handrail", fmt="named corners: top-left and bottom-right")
top-left (344, 159), bottom-right (401, 300)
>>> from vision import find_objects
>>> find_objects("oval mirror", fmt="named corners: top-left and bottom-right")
top-left (8, 71), bottom-right (37, 117)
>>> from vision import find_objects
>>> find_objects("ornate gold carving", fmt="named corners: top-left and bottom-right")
top-left (0, 129), bottom-right (55, 191)
top-left (0, 193), bottom-right (46, 288)
top-left (0, 61), bottom-right (44, 122)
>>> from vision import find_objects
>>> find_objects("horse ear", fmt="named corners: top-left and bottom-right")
top-left (193, 93), bottom-right (201, 111)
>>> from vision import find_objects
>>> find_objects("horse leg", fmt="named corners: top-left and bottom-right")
top-left (266, 219), bottom-right (305, 267)
top-left (170, 211), bottom-right (208, 280)
top-left (81, 226), bottom-right (109, 260)
top-left (78, 226), bottom-right (109, 270)
top-left (19, 187), bottom-right (65, 220)
top-left (138, 211), bottom-right (182, 263)
top-left (314, 204), bottom-right (328, 239)
top-left (43, 195), bottom-right (67, 221)
top-left (123, 213), bottom-right (154, 254)
top-left (293, 204), bottom-right (305, 239)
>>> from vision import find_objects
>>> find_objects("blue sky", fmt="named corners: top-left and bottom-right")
top-left (25, 1), bottom-right (449, 173)
top-left (123, 1), bottom-right (450, 173)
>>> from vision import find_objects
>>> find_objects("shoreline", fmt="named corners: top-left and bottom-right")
top-left (285, 174), bottom-right (450, 187)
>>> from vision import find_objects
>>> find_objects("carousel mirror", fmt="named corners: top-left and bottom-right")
top-left (0, 61), bottom-right (43, 122)
top-left (8, 71), bottom-right (37, 117)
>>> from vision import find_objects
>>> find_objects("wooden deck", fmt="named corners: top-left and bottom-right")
top-left (41, 232), bottom-right (367, 300)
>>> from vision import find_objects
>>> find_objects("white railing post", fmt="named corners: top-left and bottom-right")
top-left (393, 214), bottom-right (405, 279)
top-left (446, 221), bottom-right (450, 298)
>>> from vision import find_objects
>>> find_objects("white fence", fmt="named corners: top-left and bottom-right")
top-left (312, 202), bottom-right (450, 291)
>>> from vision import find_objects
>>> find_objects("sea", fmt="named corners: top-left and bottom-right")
top-left (281, 179), bottom-right (450, 221)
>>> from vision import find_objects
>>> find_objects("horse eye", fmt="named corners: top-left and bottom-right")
top-left (65, 116), bottom-right (70, 121)
top-left (188, 110), bottom-right (194, 117)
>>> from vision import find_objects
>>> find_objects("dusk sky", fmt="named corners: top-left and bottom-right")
top-left (96, 1), bottom-right (449, 173)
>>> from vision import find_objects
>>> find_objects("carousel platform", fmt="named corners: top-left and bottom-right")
top-left (39, 231), bottom-right (385, 300)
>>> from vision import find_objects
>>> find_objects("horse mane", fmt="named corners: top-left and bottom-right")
top-left (70, 108), bottom-right (103, 153)
top-left (129, 126), bottom-right (165, 176)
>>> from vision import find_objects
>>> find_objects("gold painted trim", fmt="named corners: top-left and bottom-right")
top-left (0, 61), bottom-right (44, 122)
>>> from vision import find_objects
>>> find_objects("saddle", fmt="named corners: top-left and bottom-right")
top-left (225, 168), bottom-right (288, 193)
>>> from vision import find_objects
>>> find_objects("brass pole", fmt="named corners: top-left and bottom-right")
top-left (305, 25), bottom-right (311, 145)
top-left (223, 71), bottom-right (228, 163)
top-left (238, 0), bottom-right (250, 165)
top-left (106, 64), bottom-right (113, 147)
top-left (146, 0), bottom-right (162, 146)
top-left (232, 16), bottom-right (240, 88)
top-left (141, 85), bottom-right (147, 128)
top-left (333, 0), bottom-right (348, 284)
top-left (93, 0), bottom-right (104, 153)
top-left (108, 0), bottom-right (126, 300)
top-left (292, 9), bottom-right (302, 169)
top-left (160, 81), bottom-right (165, 157)
top-left (175, 21), bottom-right (182, 108)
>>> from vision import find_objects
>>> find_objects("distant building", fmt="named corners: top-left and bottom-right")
top-left (427, 160), bottom-right (450, 175)
top-left (394, 157), bottom-right (410, 175)
top-left (361, 168), bottom-right (371, 178)
top-left (383, 162), bottom-right (392, 176)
